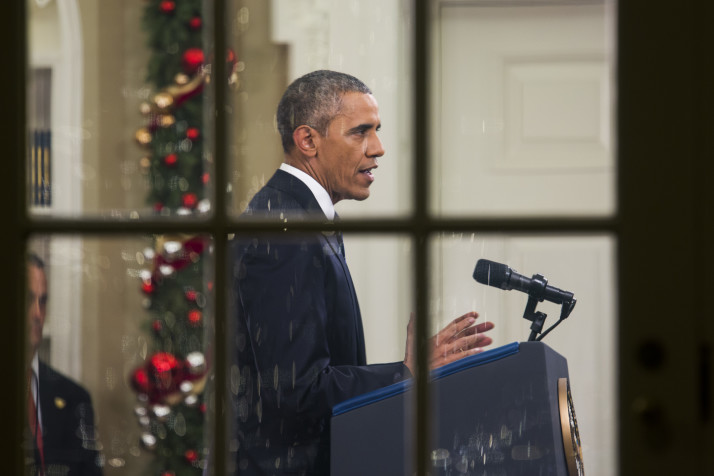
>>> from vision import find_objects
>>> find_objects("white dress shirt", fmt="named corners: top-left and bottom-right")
top-left (279, 163), bottom-right (336, 221)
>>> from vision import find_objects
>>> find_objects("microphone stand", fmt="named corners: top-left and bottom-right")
top-left (522, 273), bottom-right (576, 341)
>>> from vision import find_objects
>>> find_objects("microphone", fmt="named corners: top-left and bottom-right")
top-left (473, 259), bottom-right (575, 305)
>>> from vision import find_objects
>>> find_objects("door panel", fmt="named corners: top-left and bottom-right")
top-left (436, 2), bottom-right (614, 217)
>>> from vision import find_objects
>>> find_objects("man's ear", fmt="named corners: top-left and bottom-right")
top-left (292, 125), bottom-right (318, 157)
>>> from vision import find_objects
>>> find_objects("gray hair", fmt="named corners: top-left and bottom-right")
top-left (28, 253), bottom-right (45, 269)
top-left (276, 70), bottom-right (372, 153)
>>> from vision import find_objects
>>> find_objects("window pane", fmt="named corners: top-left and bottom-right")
top-left (433, 2), bottom-right (616, 217)
top-left (431, 232), bottom-right (616, 475)
top-left (27, 1), bottom-right (214, 219)
top-left (227, 232), bottom-right (415, 474)
top-left (227, 0), bottom-right (414, 219)
top-left (25, 234), bottom-right (214, 475)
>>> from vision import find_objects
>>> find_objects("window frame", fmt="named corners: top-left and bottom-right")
top-left (5, 1), bottom-right (714, 475)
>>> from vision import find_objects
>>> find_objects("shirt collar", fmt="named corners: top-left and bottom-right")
top-left (279, 163), bottom-right (336, 221)
top-left (31, 353), bottom-right (40, 400)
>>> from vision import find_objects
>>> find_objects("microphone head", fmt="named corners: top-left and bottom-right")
top-left (473, 259), bottom-right (510, 289)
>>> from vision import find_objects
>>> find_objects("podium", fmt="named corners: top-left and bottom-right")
top-left (331, 342), bottom-right (583, 475)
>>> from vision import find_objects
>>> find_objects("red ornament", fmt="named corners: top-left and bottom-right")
top-left (182, 192), bottom-right (198, 208)
top-left (188, 309), bottom-right (202, 326)
top-left (199, 403), bottom-right (207, 413)
top-left (226, 48), bottom-right (237, 64)
top-left (184, 449), bottom-right (199, 464)
top-left (141, 280), bottom-right (155, 294)
top-left (131, 368), bottom-right (150, 395)
top-left (186, 127), bottom-right (200, 140)
top-left (159, 0), bottom-right (175, 14)
top-left (149, 352), bottom-right (182, 395)
top-left (164, 153), bottom-right (178, 167)
top-left (189, 16), bottom-right (202, 30)
top-left (153, 202), bottom-right (164, 212)
top-left (202, 172), bottom-right (210, 184)
top-left (152, 319), bottom-right (162, 333)
top-left (185, 289), bottom-right (198, 301)
top-left (150, 352), bottom-right (179, 373)
top-left (161, 472), bottom-right (176, 476)
top-left (182, 48), bottom-right (205, 74)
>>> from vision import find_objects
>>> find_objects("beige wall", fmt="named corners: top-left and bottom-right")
top-left (77, 2), bottom-right (152, 473)
top-left (80, 0), bottom-right (150, 216)
top-left (228, 0), bottom-right (288, 213)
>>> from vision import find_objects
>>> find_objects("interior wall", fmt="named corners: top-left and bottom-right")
top-left (77, 1), bottom-right (152, 473)
top-left (80, 237), bottom-right (152, 475)
top-left (79, 0), bottom-right (150, 217)
top-left (229, 0), bottom-right (288, 214)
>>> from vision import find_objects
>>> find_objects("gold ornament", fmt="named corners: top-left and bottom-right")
top-left (159, 114), bottom-right (176, 127)
top-left (135, 128), bottom-right (152, 147)
top-left (229, 71), bottom-right (240, 90)
top-left (139, 102), bottom-right (152, 115)
top-left (165, 72), bottom-right (206, 100)
top-left (153, 92), bottom-right (174, 111)
top-left (141, 73), bottom-right (205, 117)
top-left (139, 157), bottom-right (151, 174)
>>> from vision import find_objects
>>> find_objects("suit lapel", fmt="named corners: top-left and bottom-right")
top-left (268, 169), bottom-right (366, 361)
top-left (269, 170), bottom-right (346, 260)
top-left (266, 169), bottom-right (326, 217)
top-left (37, 362), bottom-right (56, 444)
top-left (266, 170), bottom-right (367, 356)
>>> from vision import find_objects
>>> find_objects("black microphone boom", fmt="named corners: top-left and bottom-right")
top-left (473, 259), bottom-right (575, 306)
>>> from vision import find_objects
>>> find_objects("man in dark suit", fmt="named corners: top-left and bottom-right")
top-left (232, 70), bottom-right (494, 475)
top-left (26, 254), bottom-right (103, 476)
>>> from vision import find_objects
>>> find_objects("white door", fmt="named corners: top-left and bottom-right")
top-left (435, 2), bottom-right (616, 475)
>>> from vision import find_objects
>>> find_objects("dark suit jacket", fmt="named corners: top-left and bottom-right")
top-left (25, 361), bottom-right (103, 476)
top-left (232, 170), bottom-right (410, 475)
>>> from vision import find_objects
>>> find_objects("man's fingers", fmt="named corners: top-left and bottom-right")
top-left (437, 318), bottom-right (495, 348)
top-left (432, 346), bottom-right (488, 368)
top-left (473, 321), bottom-right (495, 333)
top-left (452, 311), bottom-right (479, 324)
top-left (429, 313), bottom-right (496, 369)
top-left (448, 332), bottom-right (493, 354)
top-left (435, 312), bottom-right (479, 343)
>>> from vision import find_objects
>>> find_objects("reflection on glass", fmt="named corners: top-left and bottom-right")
top-left (27, 1), bottom-right (213, 219)
top-left (25, 234), bottom-right (214, 475)
top-left (435, 2), bottom-right (615, 217)
top-left (430, 233), bottom-right (616, 475)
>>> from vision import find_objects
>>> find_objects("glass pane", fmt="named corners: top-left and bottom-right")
top-left (27, 1), bottom-right (213, 219)
top-left (227, 0), bottom-right (413, 219)
top-left (25, 234), bottom-right (214, 475)
top-left (433, 1), bottom-right (616, 217)
top-left (430, 233), bottom-right (616, 475)
top-left (228, 232), bottom-right (415, 474)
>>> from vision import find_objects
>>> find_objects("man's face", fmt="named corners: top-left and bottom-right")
top-left (27, 265), bottom-right (47, 356)
top-left (313, 92), bottom-right (385, 204)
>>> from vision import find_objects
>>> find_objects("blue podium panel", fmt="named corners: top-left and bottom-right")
top-left (331, 342), bottom-right (573, 476)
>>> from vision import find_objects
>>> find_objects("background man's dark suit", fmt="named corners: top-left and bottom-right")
top-left (26, 361), bottom-right (103, 476)
top-left (232, 170), bottom-right (410, 475)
